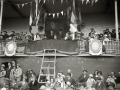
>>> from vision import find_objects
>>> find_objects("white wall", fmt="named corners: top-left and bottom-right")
top-left (2, 13), bottom-right (120, 37)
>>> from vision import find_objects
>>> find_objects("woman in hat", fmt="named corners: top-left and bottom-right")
top-left (86, 74), bottom-right (96, 90)
top-left (14, 63), bottom-right (22, 82)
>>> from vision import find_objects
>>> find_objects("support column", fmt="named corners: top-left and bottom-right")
top-left (0, 0), bottom-right (3, 34)
top-left (115, 0), bottom-right (119, 40)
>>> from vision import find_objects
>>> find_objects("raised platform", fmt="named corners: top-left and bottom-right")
top-left (0, 52), bottom-right (119, 57)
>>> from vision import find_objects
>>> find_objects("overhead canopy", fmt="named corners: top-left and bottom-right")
top-left (2, 0), bottom-right (120, 17)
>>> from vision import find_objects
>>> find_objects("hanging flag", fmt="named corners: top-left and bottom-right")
top-left (53, 14), bottom-right (55, 18)
top-left (61, 0), bottom-right (63, 4)
top-left (71, 0), bottom-right (77, 24)
top-left (17, 4), bottom-right (20, 9)
top-left (61, 11), bottom-right (63, 16)
top-left (29, 3), bottom-right (33, 26)
top-left (22, 4), bottom-right (24, 8)
top-left (78, 9), bottom-right (82, 24)
top-left (57, 13), bottom-right (59, 17)
top-left (35, 0), bottom-right (38, 16)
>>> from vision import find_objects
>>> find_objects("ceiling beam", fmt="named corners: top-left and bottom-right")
top-left (8, 1), bottom-right (25, 18)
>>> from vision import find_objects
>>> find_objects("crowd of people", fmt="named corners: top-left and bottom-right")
top-left (1, 28), bottom-right (120, 42)
top-left (0, 60), bottom-right (120, 90)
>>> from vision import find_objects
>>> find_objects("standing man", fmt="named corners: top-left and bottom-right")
top-left (6, 62), bottom-right (12, 79)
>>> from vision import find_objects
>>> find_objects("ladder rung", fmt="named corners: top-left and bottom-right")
top-left (41, 67), bottom-right (54, 69)
top-left (43, 61), bottom-right (55, 62)
top-left (44, 49), bottom-right (56, 51)
top-left (39, 74), bottom-right (54, 76)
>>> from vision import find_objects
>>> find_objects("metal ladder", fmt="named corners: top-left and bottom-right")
top-left (38, 49), bottom-right (57, 83)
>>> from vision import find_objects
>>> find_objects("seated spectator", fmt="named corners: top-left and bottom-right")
top-left (79, 70), bottom-right (88, 85)
top-left (86, 74), bottom-right (96, 90)
top-left (2, 31), bottom-right (9, 40)
top-left (57, 29), bottom-right (64, 40)
top-left (104, 28), bottom-right (111, 37)
top-left (75, 31), bottom-right (84, 40)
top-left (65, 75), bottom-right (76, 87)
top-left (64, 32), bottom-right (72, 40)
top-left (103, 34), bottom-right (110, 42)
top-left (9, 31), bottom-right (15, 38)
top-left (99, 33), bottom-right (104, 40)
top-left (111, 29), bottom-right (116, 40)
top-left (48, 31), bottom-right (54, 39)
top-left (95, 77), bottom-right (105, 90)
top-left (89, 28), bottom-right (95, 38)
top-left (45, 81), bottom-right (51, 90)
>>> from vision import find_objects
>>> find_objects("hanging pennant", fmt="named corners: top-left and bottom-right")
top-left (44, 0), bottom-right (46, 3)
top-left (61, 11), bottom-right (63, 16)
top-left (53, 0), bottom-right (55, 5)
top-left (86, 0), bottom-right (90, 4)
top-left (95, 0), bottom-right (98, 3)
top-left (91, 0), bottom-right (95, 5)
top-left (82, 0), bottom-right (84, 4)
top-left (53, 14), bottom-right (55, 18)
top-left (22, 4), bottom-right (24, 8)
top-left (57, 13), bottom-right (59, 17)
top-left (66, 0), bottom-right (68, 4)
top-left (17, 4), bottom-right (20, 9)
top-left (61, 0), bottom-right (63, 4)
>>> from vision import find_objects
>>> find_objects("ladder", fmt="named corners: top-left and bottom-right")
top-left (38, 49), bottom-right (57, 83)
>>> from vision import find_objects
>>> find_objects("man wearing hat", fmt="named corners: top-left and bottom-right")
top-left (86, 74), bottom-right (96, 90)
top-left (14, 63), bottom-right (22, 82)
top-left (2, 31), bottom-right (9, 40)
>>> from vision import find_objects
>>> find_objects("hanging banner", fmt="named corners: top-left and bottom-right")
top-left (44, 0), bottom-right (46, 4)
top-left (57, 13), bottom-right (59, 17)
top-left (53, 0), bottom-right (55, 5)
top-left (82, 0), bottom-right (84, 4)
top-left (95, 0), bottom-right (98, 3)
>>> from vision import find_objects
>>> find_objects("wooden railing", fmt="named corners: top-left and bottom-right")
top-left (78, 40), bottom-right (120, 54)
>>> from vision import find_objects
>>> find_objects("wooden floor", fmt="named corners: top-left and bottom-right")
top-left (0, 52), bottom-right (120, 57)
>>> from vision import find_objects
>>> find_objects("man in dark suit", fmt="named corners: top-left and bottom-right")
top-left (6, 62), bottom-right (12, 79)
top-left (79, 70), bottom-right (89, 85)
top-left (57, 30), bottom-right (64, 40)
top-left (95, 77), bottom-right (105, 90)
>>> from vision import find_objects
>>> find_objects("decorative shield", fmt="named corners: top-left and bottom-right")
top-left (4, 41), bottom-right (17, 56)
top-left (89, 39), bottom-right (102, 55)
